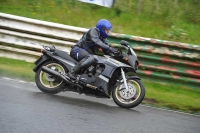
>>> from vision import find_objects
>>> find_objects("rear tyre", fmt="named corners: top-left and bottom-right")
top-left (35, 60), bottom-right (68, 94)
top-left (112, 78), bottom-right (145, 108)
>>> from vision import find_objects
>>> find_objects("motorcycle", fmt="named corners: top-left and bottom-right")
top-left (33, 40), bottom-right (145, 108)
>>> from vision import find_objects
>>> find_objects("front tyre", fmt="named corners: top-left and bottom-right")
top-left (35, 60), bottom-right (68, 94)
top-left (112, 78), bottom-right (145, 108)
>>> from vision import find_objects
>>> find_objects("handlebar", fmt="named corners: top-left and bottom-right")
top-left (108, 49), bottom-right (121, 57)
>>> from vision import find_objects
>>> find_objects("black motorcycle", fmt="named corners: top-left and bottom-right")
top-left (33, 40), bottom-right (145, 108)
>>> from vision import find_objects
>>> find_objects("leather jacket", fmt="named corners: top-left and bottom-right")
top-left (76, 27), bottom-right (110, 54)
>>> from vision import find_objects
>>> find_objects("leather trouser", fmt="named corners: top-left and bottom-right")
top-left (70, 46), bottom-right (95, 74)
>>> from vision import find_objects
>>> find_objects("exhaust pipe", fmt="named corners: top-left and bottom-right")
top-left (86, 84), bottom-right (97, 90)
top-left (41, 66), bottom-right (83, 89)
top-left (41, 66), bottom-right (68, 81)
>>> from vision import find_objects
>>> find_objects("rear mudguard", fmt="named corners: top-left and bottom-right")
top-left (33, 54), bottom-right (75, 72)
top-left (33, 55), bottom-right (51, 72)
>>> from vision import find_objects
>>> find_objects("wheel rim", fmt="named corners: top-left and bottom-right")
top-left (115, 79), bottom-right (141, 104)
top-left (39, 63), bottom-right (65, 88)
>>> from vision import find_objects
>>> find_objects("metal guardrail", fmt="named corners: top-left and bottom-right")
top-left (0, 13), bottom-right (199, 89)
top-left (108, 34), bottom-right (200, 89)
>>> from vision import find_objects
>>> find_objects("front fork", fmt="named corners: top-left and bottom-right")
top-left (121, 68), bottom-right (129, 91)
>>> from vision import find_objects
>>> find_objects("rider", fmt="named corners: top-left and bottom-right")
top-left (68, 19), bottom-right (118, 80)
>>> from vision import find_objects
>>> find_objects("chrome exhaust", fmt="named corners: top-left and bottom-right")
top-left (86, 84), bottom-right (97, 90)
top-left (41, 66), bottom-right (70, 83)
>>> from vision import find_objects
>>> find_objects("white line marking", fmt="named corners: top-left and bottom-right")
top-left (1, 77), bottom-right (35, 85)
top-left (140, 104), bottom-right (200, 117)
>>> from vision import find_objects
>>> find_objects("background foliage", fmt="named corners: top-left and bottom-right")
top-left (0, 0), bottom-right (199, 44)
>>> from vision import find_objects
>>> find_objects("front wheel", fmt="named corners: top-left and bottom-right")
top-left (112, 78), bottom-right (145, 108)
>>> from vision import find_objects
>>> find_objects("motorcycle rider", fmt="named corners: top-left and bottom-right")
top-left (68, 19), bottom-right (118, 80)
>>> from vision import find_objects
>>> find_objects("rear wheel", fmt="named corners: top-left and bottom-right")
top-left (35, 60), bottom-right (68, 94)
top-left (112, 78), bottom-right (145, 108)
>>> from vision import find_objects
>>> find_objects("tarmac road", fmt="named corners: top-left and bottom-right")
top-left (0, 77), bottom-right (199, 133)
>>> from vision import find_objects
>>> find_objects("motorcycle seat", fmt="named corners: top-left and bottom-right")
top-left (54, 49), bottom-right (78, 64)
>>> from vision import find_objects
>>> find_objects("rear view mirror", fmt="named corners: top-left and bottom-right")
top-left (120, 40), bottom-right (129, 46)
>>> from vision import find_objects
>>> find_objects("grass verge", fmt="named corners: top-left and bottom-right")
top-left (0, 57), bottom-right (35, 81)
top-left (0, 57), bottom-right (199, 114)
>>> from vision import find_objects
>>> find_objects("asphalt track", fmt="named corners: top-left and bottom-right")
top-left (0, 77), bottom-right (199, 133)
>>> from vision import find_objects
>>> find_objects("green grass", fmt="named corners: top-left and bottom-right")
top-left (0, 0), bottom-right (199, 45)
top-left (0, 57), bottom-right (35, 81)
top-left (143, 81), bottom-right (200, 114)
top-left (0, 57), bottom-right (199, 114)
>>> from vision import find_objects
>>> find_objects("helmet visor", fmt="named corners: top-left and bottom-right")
top-left (105, 28), bottom-right (112, 35)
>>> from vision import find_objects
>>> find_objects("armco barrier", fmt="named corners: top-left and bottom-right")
top-left (0, 13), bottom-right (199, 89)
top-left (108, 34), bottom-right (200, 89)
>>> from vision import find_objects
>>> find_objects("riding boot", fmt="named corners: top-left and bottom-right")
top-left (79, 56), bottom-right (95, 68)
top-left (68, 65), bottom-right (81, 80)
top-left (68, 56), bottom-right (95, 80)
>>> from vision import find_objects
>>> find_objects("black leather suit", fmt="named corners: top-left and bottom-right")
top-left (70, 27), bottom-right (111, 74)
